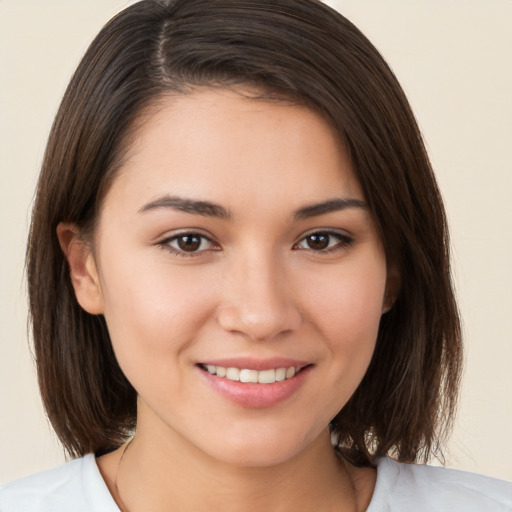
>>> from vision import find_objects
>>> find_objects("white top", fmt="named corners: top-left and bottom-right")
top-left (0, 454), bottom-right (511, 511)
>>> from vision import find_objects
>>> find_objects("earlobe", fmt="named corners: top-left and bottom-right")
top-left (382, 266), bottom-right (400, 314)
top-left (56, 222), bottom-right (104, 315)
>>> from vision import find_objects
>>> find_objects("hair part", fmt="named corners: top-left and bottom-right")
top-left (27, 0), bottom-right (462, 464)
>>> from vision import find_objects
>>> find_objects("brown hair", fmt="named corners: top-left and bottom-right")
top-left (27, 0), bottom-right (462, 465)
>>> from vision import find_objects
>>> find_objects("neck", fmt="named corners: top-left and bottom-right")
top-left (101, 425), bottom-right (364, 512)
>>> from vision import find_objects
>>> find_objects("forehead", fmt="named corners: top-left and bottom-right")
top-left (102, 88), bottom-right (364, 216)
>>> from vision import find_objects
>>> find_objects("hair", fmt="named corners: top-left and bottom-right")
top-left (27, 0), bottom-right (462, 465)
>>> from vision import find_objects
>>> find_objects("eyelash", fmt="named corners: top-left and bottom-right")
top-left (292, 231), bottom-right (354, 254)
top-left (158, 232), bottom-right (218, 257)
top-left (157, 230), bottom-right (354, 257)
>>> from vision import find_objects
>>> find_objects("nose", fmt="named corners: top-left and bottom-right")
top-left (216, 252), bottom-right (301, 342)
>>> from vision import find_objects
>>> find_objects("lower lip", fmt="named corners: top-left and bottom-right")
top-left (198, 366), bottom-right (312, 409)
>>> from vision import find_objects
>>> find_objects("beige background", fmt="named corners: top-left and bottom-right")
top-left (1, 0), bottom-right (511, 483)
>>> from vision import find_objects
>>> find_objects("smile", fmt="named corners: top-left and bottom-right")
top-left (201, 364), bottom-right (300, 384)
top-left (198, 360), bottom-right (312, 408)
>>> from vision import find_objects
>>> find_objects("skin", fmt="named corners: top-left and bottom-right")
top-left (59, 88), bottom-right (395, 511)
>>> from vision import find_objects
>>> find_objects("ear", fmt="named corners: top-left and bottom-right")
top-left (56, 222), bottom-right (104, 315)
top-left (382, 265), bottom-right (400, 314)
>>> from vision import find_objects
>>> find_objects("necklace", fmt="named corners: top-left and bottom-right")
top-left (112, 438), bottom-right (358, 512)
top-left (113, 438), bottom-right (134, 512)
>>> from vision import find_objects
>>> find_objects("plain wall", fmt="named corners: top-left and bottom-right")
top-left (1, 0), bottom-right (511, 483)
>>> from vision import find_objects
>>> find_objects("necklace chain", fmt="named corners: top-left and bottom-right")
top-left (113, 438), bottom-right (134, 512)
top-left (111, 438), bottom-right (358, 511)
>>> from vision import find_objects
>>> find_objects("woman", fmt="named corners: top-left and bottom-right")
top-left (1, 0), bottom-right (510, 510)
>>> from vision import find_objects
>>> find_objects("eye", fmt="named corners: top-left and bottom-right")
top-left (294, 231), bottom-right (353, 252)
top-left (159, 232), bottom-right (217, 256)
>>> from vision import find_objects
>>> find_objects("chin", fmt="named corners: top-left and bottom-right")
top-left (201, 427), bottom-right (323, 468)
top-left (213, 446), bottom-right (299, 468)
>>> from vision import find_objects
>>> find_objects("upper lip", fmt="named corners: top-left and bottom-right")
top-left (198, 357), bottom-right (311, 371)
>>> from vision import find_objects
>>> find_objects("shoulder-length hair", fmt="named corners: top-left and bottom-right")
top-left (27, 0), bottom-right (462, 465)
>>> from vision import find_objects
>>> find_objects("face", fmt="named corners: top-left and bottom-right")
top-left (69, 89), bottom-right (391, 467)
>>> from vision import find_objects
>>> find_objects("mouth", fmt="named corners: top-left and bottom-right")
top-left (197, 360), bottom-right (313, 408)
top-left (199, 364), bottom-right (305, 384)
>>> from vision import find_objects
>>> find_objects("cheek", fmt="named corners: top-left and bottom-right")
top-left (299, 254), bottom-right (387, 390)
top-left (304, 257), bottom-right (387, 339)
top-left (97, 254), bottom-right (216, 375)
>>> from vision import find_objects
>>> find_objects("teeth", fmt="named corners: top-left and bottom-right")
top-left (275, 368), bottom-right (286, 381)
top-left (258, 369), bottom-right (276, 384)
top-left (240, 369), bottom-right (258, 383)
top-left (285, 367), bottom-right (296, 379)
top-left (203, 365), bottom-right (300, 384)
top-left (225, 367), bottom-right (240, 381)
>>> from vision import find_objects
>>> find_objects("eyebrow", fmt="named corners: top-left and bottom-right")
top-left (294, 198), bottom-right (367, 219)
top-left (139, 195), bottom-right (232, 219)
top-left (139, 195), bottom-right (367, 220)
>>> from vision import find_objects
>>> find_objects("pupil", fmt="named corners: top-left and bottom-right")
top-left (177, 235), bottom-right (201, 251)
top-left (307, 234), bottom-right (329, 250)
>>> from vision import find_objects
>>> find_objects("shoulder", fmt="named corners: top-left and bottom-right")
top-left (0, 454), bottom-right (119, 512)
top-left (368, 457), bottom-right (512, 512)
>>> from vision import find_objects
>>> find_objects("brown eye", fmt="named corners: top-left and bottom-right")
top-left (163, 233), bottom-right (215, 255)
top-left (305, 233), bottom-right (330, 250)
top-left (295, 231), bottom-right (353, 252)
top-left (177, 234), bottom-right (202, 252)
